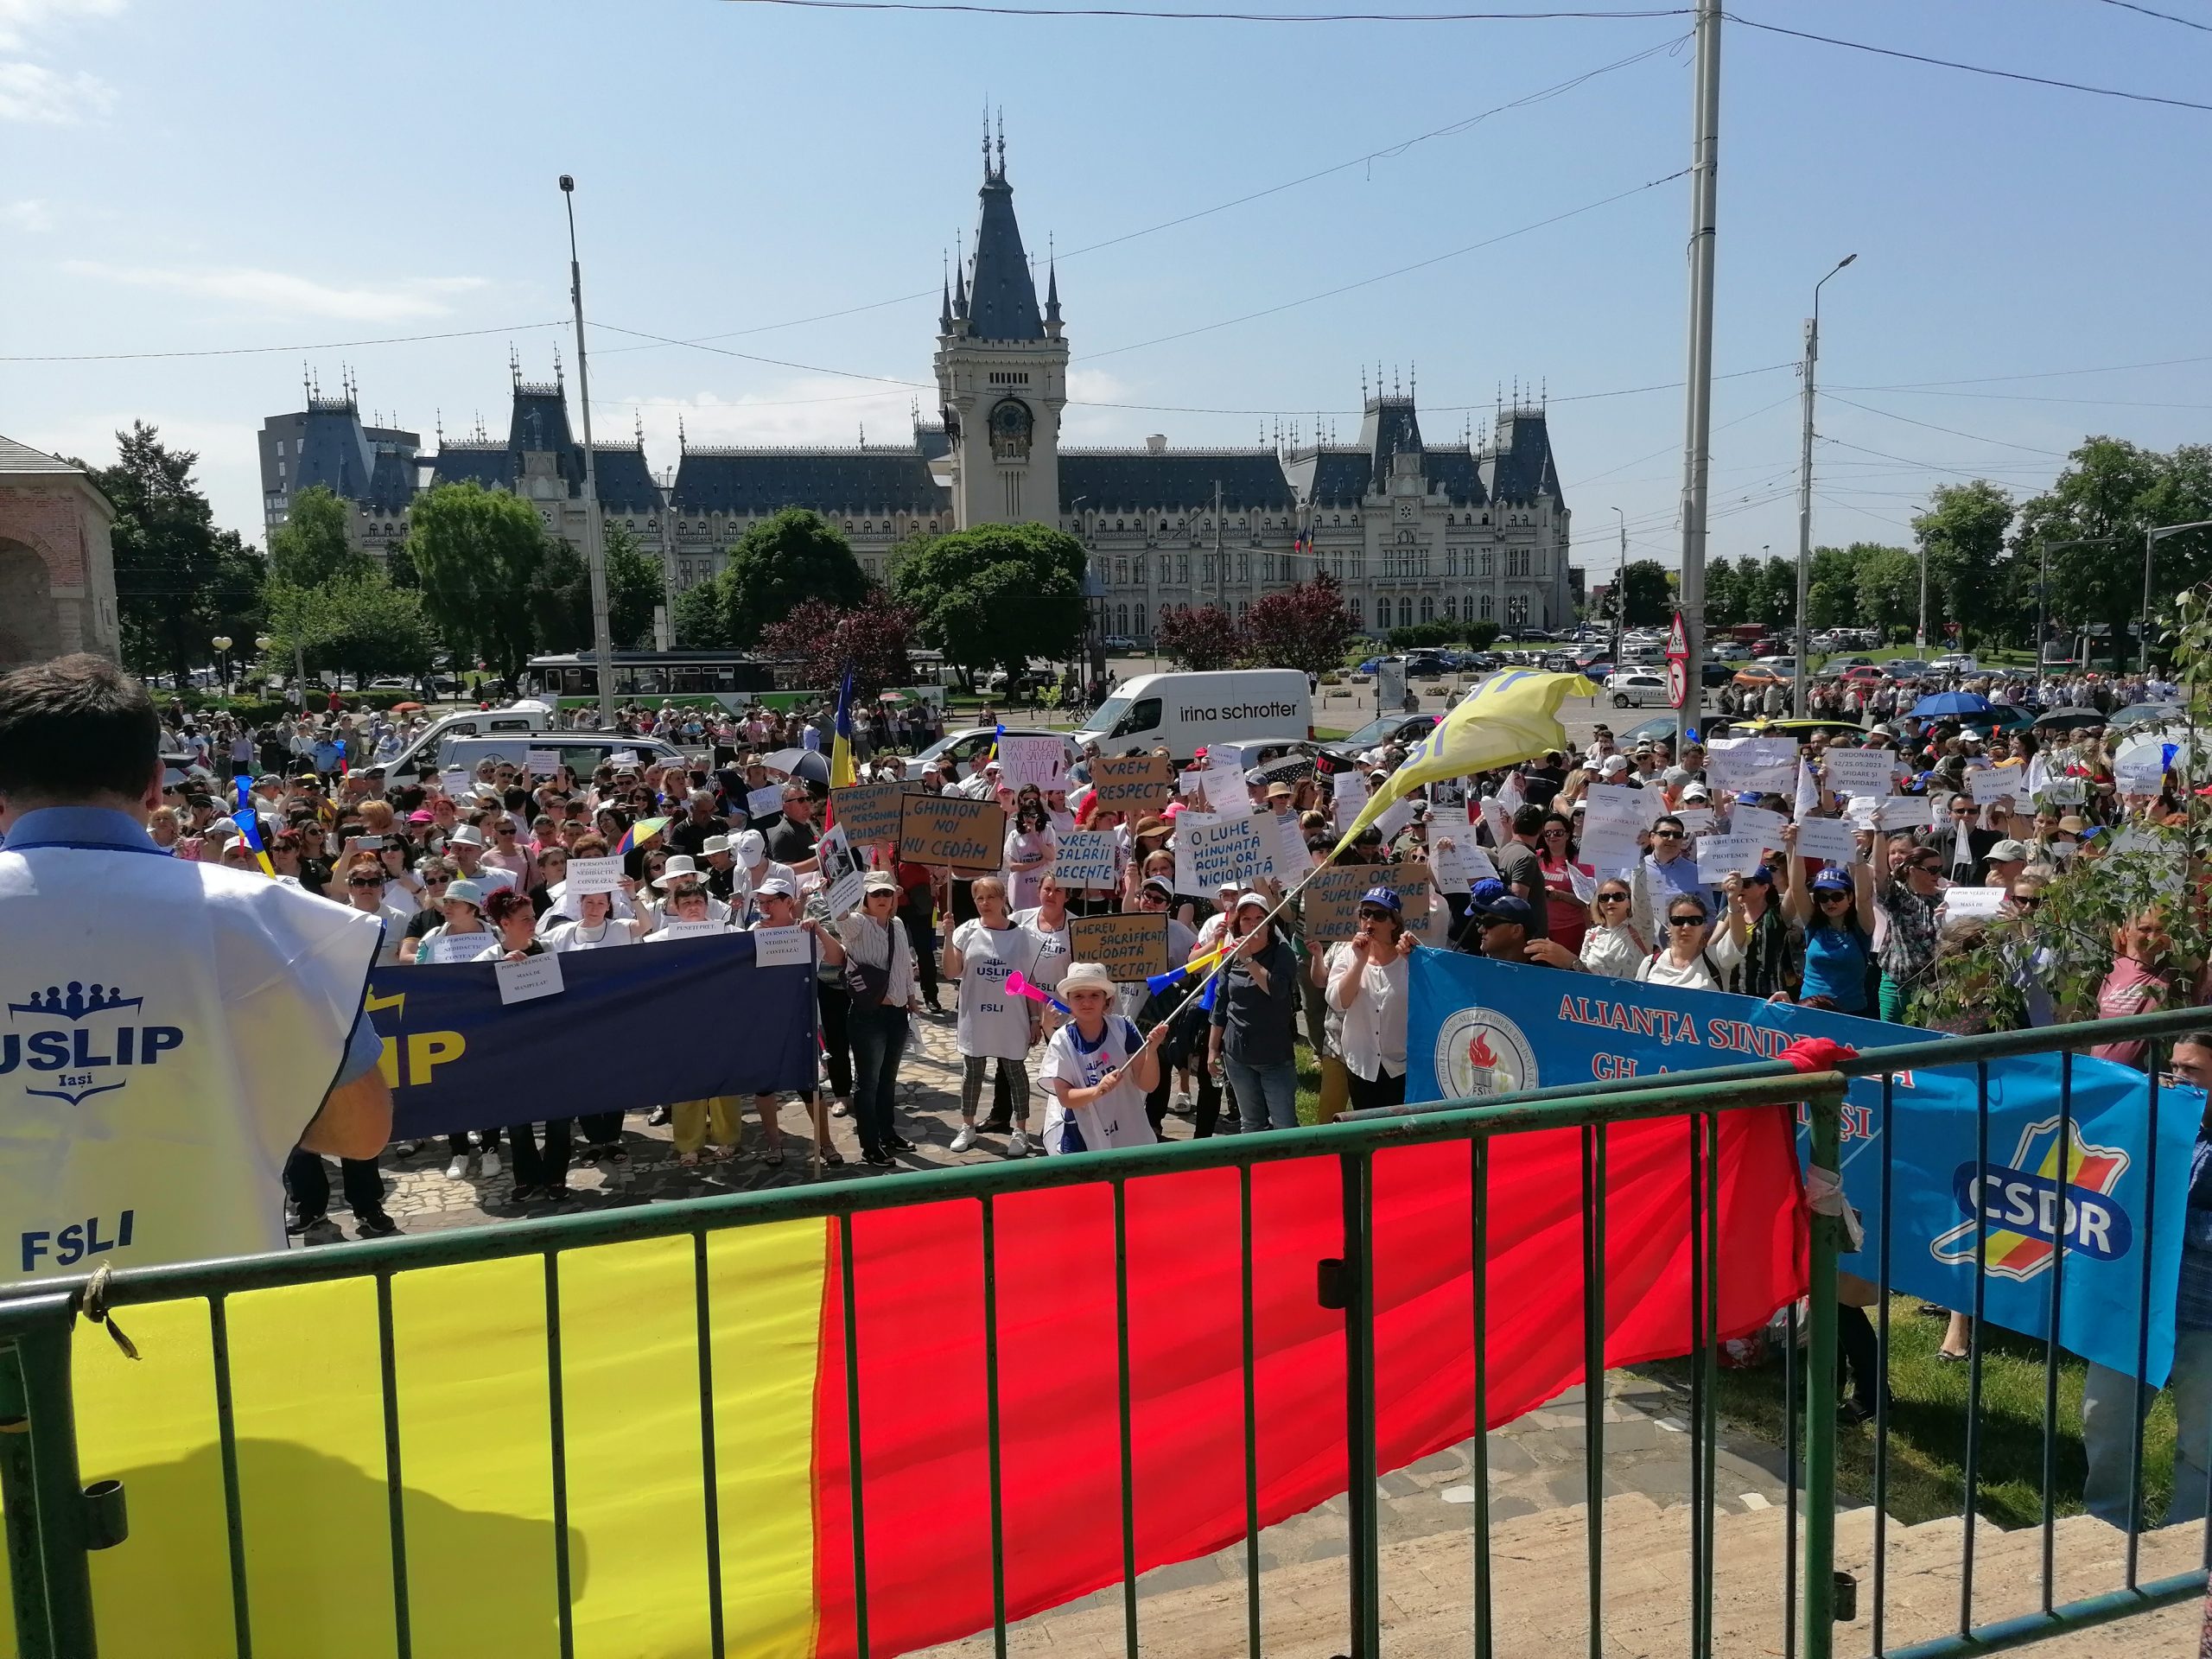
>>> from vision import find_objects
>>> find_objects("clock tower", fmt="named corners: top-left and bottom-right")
top-left (933, 127), bottom-right (1066, 530)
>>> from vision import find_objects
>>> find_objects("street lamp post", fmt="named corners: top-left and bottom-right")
top-left (2143, 520), bottom-right (2212, 674)
top-left (1611, 506), bottom-right (1626, 676)
top-left (559, 175), bottom-right (618, 731)
top-left (1795, 253), bottom-right (1855, 717)
top-left (212, 635), bottom-right (232, 697)
top-left (2034, 537), bottom-right (2113, 699)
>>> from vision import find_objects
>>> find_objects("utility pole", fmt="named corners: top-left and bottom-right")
top-left (1674, 0), bottom-right (1721, 753)
top-left (1796, 254), bottom-right (1855, 717)
top-left (1916, 540), bottom-right (1929, 652)
top-left (2145, 521), bottom-right (2212, 674)
top-left (560, 175), bottom-right (617, 731)
top-left (1611, 506), bottom-right (1626, 673)
top-left (1213, 480), bottom-right (1224, 613)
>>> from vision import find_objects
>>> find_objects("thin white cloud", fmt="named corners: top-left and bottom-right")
top-left (60, 261), bottom-right (491, 323)
top-left (3, 197), bottom-right (53, 232)
top-left (0, 60), bottom-right (112, 122)
top-left (618, 383), bottom-right (921, 461)
top-left (0, 0), bottom-right (124, 53)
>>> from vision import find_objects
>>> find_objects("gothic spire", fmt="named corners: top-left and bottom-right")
top-left (963, 135), bottom-right (1044, 341)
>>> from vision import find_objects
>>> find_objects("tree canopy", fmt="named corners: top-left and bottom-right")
top-left (1618, 560), bottom-right (1674, 627)
top-left (403, 481), bottom-right (548, 686)
top-left (528, 524), bottom-right (662, 653)
top-left (1154, 604), bottom-right (1241, 671)
top-left (889, 523), bottom-right (1085, 686)
top-left (1239, 573), bottom-right (1362, 677)
top-left (693, 509), bottom-right (870, 647)
top-left (759, 598), bottom-right (918, 699)
top-left (267, 486), bottom-right (368, 589)
top-left (94, 422), bottom-right (264, 684)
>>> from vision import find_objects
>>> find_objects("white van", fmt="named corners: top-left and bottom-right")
top-left (1076, 670), bottom-right (1313, 762)
top-left (385, 702), bottom-right (556, 780)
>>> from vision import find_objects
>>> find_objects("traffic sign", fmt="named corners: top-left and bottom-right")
top-left (1667, 658), bottom-right (1688, 709)
top-left (1665, 613), bottom-right (1688, 660)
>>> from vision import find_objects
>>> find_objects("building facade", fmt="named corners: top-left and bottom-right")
top-left (0, 434), bottom-right (121, 671)
top-left (265, 150), bottom-right (1576, 639)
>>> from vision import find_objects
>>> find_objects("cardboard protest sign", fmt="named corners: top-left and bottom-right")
top-left (1302, 861), bottom-right (1433, 941)
top-left (1174, 812), bottom-right (1275, 894)
top-left (1821, 748), bottom-right (1897, 801)
top-left (1070, 912), bottom-right (1171, 982)
top-left (1090, 754), bottom-right (1175, 814)
top-left (832, 781), bottom-right (906, 848)
top-left (565, 855), bottom-right (624, 896)
top-left (899, 794), bottom-right (1007, 873)
top-left (525, 748), bottom-right (562, 779)
top-left (747, 784), bottom-right (788, 822)
top-left (998, 734), bottom-right (1069, 792)
top-left (1053, 830), bottom-right (1119, 890)
top-left (1967, 766), bottom-right (2024, 804)
top-left (1793, 815), bottom-right (1864, 866)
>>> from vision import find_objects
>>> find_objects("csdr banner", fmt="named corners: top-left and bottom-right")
top-left (363, 935), bottom-right (819, 1138)
top-left (1407, 952), bottom-right (2199, 1383)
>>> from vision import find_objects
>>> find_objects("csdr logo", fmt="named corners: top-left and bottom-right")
top-left (1433, 1007), bottom-right (1539, 1100)
top-left (1931, 1117), bottom-right (2133, 1282)
top-left (2, 980), bottom-right (183, 1108)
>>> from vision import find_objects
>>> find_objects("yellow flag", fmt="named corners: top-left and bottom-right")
top-left (1329, 669), bottom-right (1598, 858)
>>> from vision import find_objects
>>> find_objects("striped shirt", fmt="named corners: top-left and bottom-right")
top-left (836, 909), bottom-right (916, 1007)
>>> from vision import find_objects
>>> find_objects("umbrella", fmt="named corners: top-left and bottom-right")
top-left (391, 701), bottom-right (425, 714)
top-left (763, 746), bottom-right (833, 785)
top-left (2033, 706), bottom-right (2105, 731)
top-left (878, 690), bottom-right (908, 704)
top-left (1910, 690), bottom-right (1993, 719)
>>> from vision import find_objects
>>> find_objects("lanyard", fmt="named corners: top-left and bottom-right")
top-left (5, 837), bottom-right (171, 857)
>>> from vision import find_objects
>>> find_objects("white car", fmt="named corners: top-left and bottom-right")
top-left (1710, 641), bottom-right (1751, 662)
top-left (1757, 656), bottom-right (1799, 677)
top-left (1606, 670), bottom-right (1672, 709)
top-left (1930, 653), bottom-right (1979, 674)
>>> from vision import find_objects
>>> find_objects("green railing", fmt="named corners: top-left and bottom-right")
top-left (3, 1004), bottom-right (2207, 1657)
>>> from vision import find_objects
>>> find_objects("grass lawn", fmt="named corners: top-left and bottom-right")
top-left (1639, 1295), bottom-right (2179, 1528)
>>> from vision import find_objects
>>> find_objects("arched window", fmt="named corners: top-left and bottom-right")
top-left (1134, 602), bottom-right (1147, 636)
top-left (1116, 557), bottom-right (1128, 585)
top-left (1446, 594), bottom-right (1459, 620)
top-left (1480, 594), bottom-right (1493, 620)
top-left (1398, 597), bottom-right (1414, 629)
top-left (1376, 598), bottom-right (1389, 629)
top-left (1420, 595), bottom-right (1434, 623)
top-left (1116, 602), bottom-right (1129, 633)
top-left (1116, 518), bottom-right (1126, 531)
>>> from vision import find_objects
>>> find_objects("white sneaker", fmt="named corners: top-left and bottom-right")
top-left (1007, 1128), bottom-right (1032, 1158)
top-left (445, 1156), bottom-right (469, 1179)
top-left (480, 1150), bottom-right (501, 1179)
top-left (950, 1124), bottom-right (977, 1153)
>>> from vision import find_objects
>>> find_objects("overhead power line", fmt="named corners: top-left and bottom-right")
top-left (2093, 0), bottom-right (2212, 34)
top-left (1727, 12), bottom-right (2212, 113)
top-left (1821, 394), bottom-right (2073, 457)
top-left (724, 0), bottom-right (1689, 20)
top-left (0, 320), bottom-right (564, 365)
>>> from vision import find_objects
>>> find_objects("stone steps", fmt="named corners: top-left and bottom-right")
top-left (917, 1495), bottom-right (2203, 1657)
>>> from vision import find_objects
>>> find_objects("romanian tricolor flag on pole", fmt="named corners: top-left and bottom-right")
top-left (829, 664), bottom-right (858, 792)
top-left (23, 1125), bottom-right (1806, 1657)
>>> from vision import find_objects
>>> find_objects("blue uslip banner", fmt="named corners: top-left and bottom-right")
top-left (1407, 951), bottom-right (2199, 1384)
top-left (363, 934), bottom-right (819, 1138)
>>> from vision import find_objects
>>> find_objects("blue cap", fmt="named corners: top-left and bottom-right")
top-left (1810, 868), bottom-right (1853, 893)
top-left (1735, 791), bottom-right (1762, 806)
top-left (1481, 894), bottom-right (1535, 926)
top-left (1745, 864), bottom-right (1775, 885)
top-left (1358, 886), bottom-right (1402, 914)
top-left (1468, 878), bottom-right (1508, 913)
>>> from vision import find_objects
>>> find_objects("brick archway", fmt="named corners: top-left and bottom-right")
top-left (0, 539), bottom-right (61, 667)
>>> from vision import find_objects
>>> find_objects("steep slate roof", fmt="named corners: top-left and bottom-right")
top-left (1290, 449), bottom-right (1380, 508)
top-left (670, 449), bottom-right (949, 516)
top-left (1479, 412), bottom-right (1563, 505)
top-left (1357, 395), bottom-right (1422, 477)
top-left (426, 442), bottom-right (513, 492)
top-left (964, 167), bottom-right (1044, 342)
top-left (1421, 449), bottom-right (1486, 506)
top-left (365, 445), bottom-right (418, 512)
top-left (0, 433), bottom-right (79, 474)
top-left (588, 444), bottom-right (663, 515)
top-left (290, 401), bottom-right (377, 503)
top-left (423, 386), bottom-right (665, 513)
top-left (1058, 450), bottom-right (1294, 514)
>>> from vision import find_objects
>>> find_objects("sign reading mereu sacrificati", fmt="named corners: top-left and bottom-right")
top-left (898, 794), bottom-right (1007, 874)
top-left (1070, 912), bottom-right (1171, 981)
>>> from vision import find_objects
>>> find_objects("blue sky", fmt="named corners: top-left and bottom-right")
top-left (3, 0), bottom-right (2208, 577)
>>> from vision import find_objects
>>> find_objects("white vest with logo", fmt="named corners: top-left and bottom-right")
top-left (0, 838), bottom-right (383, 1284)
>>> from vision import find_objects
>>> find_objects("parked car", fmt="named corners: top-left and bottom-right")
top-left (1755, 656), bottom-right (1799, 677)
top-left (1883, 659), bottom-right (1935, 680)
top-left (1605, 671), bottom-right (1672, 709)
top-left (1320, 711), bottom-right (1440, 764)
top-left (1816, 655), bottom-right (1875, 677)
top-left (1404, 652), bottom-right (1451, 678)
top-left (1732, 665), bottom-right (1787, 689)
top-left (1711, 641), bottom-right (1751, 662)
top-left (1929, 653), bottom-right (1979, 674)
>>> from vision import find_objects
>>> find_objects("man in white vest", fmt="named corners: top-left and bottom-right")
top-left (0, 654), bottom-right (391, 1285)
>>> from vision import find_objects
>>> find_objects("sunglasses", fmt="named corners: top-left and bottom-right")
top-left (346, 876), bottom-right (384, 888)
top-left (1596, 892), bottom-right (1628, 905)
top-left (2011, 893), bottom-right (2042, 908)
top-left (1356, 908), bottom-right (1396, 923)
top-left (1669, 914), bottom-right (1707, 928)
top-left (1818, 890), bottom-right (1852, 903)
top-left (1654, 830), bottom-right (1683, 841)
top-left (1912, 861), bottom-right (1942, 875)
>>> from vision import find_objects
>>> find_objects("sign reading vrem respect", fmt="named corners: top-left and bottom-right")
top-left (1406, 951), bottom-right (2200, 1383)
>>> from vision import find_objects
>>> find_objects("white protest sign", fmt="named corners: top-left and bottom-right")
top-left (1174, 812), bottom-right (1275, 894)
top-left (747, 785), bottom-right (787, 821)
top-left (828, 869), bottom-right (868, 916)
top-left (1207, 743), bottom-right (1246, 774)
top-left (1968, 766), bottom-right (2024, 804)
top-left (1273, 817), bottom-right (1314, 878)
top-left (1876, 795), bottom-right (1932, 831)
top-left (1821, 749), bottom-right (1897, 801)
top-left (1566, 862), bottom-right (1598, 902)
top-left (1375, 798), bottom-right (1414, 844)
top-left (998, 734), bottom-right (1069, 792)
top-left (2039, 777), bottom-right (2087, 807)
top-left (1428, 839), bottom-right (1472, 894)
top-left (1477, 795), bottom-right (1512, 847)
top-left (1053, 830), bottom-right (1119, 890)
top-left (752, 925), bottom-right (813, 968)
top-left (1460, 842), bottom-right (1502, 883)
top-left (423, 931), bottom-right (487, 964)
top-left (1581, 784), bottom-right (1656, 833)
top-left (1793, 815), bottom-right (1864, 866)
top-left (1580, 830), bottom-right (1643, 877)
top-left (1673, 807), bottom-right (1716, 840)
top-left (565, 855), bottom-right (624, 896)
top-left (440, 767), bottom-right (471, 798)
top-left (495, 951), bottom-right (567, 1006)
top-left (1936, 885), bottom-right (2007, 920)
top-left (1695, 833), bottom-right (1767, 881)
top-left (1708, 737), bottom-right (1798, 798)
top-left (2107, 824), bottom-right (2186, 895)
top-left (1181, 768), bottom-right (1245, 810)
top-left (1729, 804), bottom-right (1789, 851)
top-left (653, 918), bottom-right (728, 940)
top-left (1332, 773), bottom-right (1370, 836)
top-left (525, 747), bottom-right (562, 779)
top-left (2116, 753), bottom-right (2170, 797)
top-left (612, 751), bottom-right (641, 769)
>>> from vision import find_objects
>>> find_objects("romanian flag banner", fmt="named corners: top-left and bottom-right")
top-left (0, 1120), bottom-right (1805, 1658)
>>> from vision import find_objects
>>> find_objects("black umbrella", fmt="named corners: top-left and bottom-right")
top-left (2033, 707), bottom-right (2104, 731)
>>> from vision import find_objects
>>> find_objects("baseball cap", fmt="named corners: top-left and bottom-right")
top-left (1358, 886), bottom-right (1403, 914)
top-left (1599, 755), bottom-right (1629, 776)
top-left (754, 876), bottom-right (796, 899)
top-left (1234, 891), bottom-right (1272, 914)
top-left (861, 870), bottom-right (899, 895)
top-left (1467, 877), bottom-right (1508, 913)
top-left (1988, 838), bottom-right (2029, 862)
top-left (736, 830), bottom-right (766, 868)
top-left (1682, 783), bottom-right (1711, 803)
top-left (1482, 894), bottom-right (1535, 926)
top-left (1809, 868), bottom-right (1853, 893)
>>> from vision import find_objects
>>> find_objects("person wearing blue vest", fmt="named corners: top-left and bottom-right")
top-left (0, 654), bottom-right (391, 1284)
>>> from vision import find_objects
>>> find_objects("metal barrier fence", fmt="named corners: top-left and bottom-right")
top-left (0, 1002), bottom-right (2203, 1657)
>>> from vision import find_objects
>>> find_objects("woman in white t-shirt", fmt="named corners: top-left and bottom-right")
top-left (1013, 874), bottom-right (1073, 1013)
top-left (1041, 962), bottom-right (1166, 1155)
top-left (1636, 892), bottom-right (1742, 993)
top-left (540, 888), bottom-right (648, 950)
top-left (941, 875), bottom-right (1041, 1158)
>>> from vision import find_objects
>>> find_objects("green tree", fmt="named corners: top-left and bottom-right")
top-left (1619, 559), bottom-right (1673, 627)
top-left (1806, 544), bottom-right (1872, 630)
top-left (266, 485), bottom-right (368, 588)
top-left (673, 578), bottom-right (728, 649)
top-left (2014, 438), bottom-right (2212, 670)
top-left (94, 422), bottom-right (265, 684)
top-left (1852, 545), bottom-right (1920, 638)
top-left (890, 522), bottom-right (1085, 687)
top-left (528, 525), bottom-right (664, 654)
top-left (266, 569), bottom-right (435, 688)
top-left (1242, 572), bottom-right (1362, 677)
top-left (403, 481), bottom-right (547, 687)
top-left (1913, 480), bottom-right (2017, 649)
top-left (1758, 554), bottom-right (1796, 630)
top-left (1702, 557), bottom-right (1743, 628)
top-left (719, 508), bottom-right (867, 646)
top-left (604, 525), bottom-right (664, 649)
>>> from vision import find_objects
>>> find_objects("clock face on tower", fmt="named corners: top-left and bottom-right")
top-left (989, 397), bottom-right (1033, 462)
